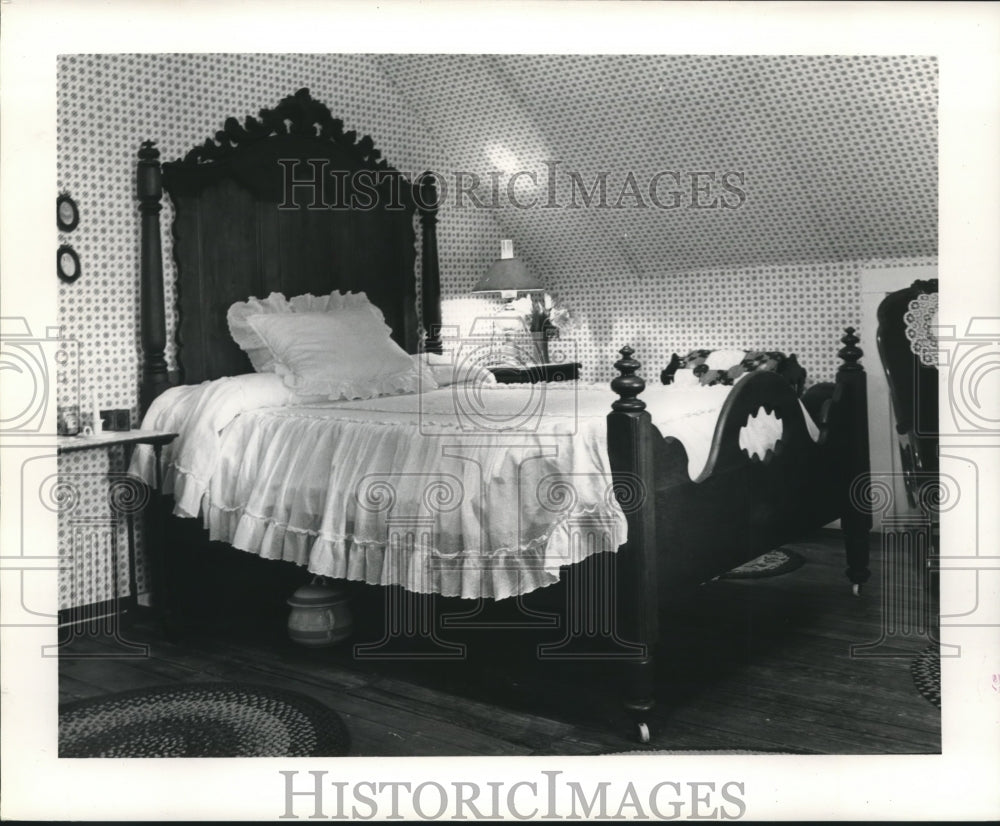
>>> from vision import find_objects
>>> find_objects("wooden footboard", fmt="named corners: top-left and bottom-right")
top-left (607, 329), bottom-right (871, 740)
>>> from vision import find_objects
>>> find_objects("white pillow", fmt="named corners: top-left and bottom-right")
top-left (413, 352), bottom-right (497, 387)
top-left (704, 349), bottom-right (747, 370)
top-left (227, 291), bottom-right (382, 373)
top-left (671, 368), bottom-right (701, 387)
top-left (246, 309), bottom-right (419, 400)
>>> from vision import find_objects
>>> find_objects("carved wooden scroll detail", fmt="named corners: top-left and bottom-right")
top-left (177, 87), bottom-right (391, 171)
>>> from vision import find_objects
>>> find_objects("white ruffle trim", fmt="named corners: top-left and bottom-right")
top-left (160, 459), bottom-right (626, 600)
top-left (199, 495), bottom-right (622, 601)
top-left (226, 290), bottom-right (381, 373)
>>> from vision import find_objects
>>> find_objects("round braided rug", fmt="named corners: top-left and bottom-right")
top-left (910, 645), bottom-right (941, 709)
top-left (604, 748), bottom-right (803, 755)
top-left (59, 682), bottom-right (350, 758)
top-left (720, 548), bottom-right (806, 579)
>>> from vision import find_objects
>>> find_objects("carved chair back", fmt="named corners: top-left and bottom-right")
top-left (876, 278), bottom-right (938, 506)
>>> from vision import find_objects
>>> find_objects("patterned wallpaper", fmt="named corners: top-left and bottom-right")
top-left (376, 53), bottom-right (938, 383)
top-left (55, 53), bottom-right (937, 608)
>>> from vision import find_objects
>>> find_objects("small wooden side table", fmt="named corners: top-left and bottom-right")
top-left (56, 429), bottom-right (177, 649)
top-left (487, 362), bottom-right (582, 384)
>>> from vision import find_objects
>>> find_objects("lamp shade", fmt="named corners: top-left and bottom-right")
top-left (472, 257), bottom-right (545, 294)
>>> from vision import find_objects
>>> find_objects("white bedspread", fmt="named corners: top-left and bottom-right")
top-left (131, 375), bottom-right (816, 599)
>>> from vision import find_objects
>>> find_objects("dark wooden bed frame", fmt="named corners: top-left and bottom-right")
top-left (136, 89), bottom-right (872, 742)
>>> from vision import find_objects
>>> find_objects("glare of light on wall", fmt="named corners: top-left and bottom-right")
top-left (486, 143), bottom-right (522, 176)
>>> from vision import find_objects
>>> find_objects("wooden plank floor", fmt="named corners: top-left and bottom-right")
top-left (59, 530), bottom-right (940, 756)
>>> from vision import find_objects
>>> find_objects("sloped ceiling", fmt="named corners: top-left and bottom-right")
top-left (376, 54), bottom-right (937, 279)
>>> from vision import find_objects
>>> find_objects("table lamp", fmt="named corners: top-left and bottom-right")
top-left (472, 240), bottom-right (544, 303)
top-left (472, 240), bottom-right (548, 364)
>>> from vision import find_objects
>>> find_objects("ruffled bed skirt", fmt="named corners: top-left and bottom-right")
top-left (198, 490), bottom-right (620, 600)
top-left (155, 396), bottom-right (630, 600)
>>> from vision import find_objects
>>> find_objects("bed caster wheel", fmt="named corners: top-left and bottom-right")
top-left (636, 722), bottom-right (650, 744)
top-left (851, 583), bottom-right (862, 597)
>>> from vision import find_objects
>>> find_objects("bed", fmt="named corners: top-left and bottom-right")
top-left (133, 89), bottom-right (872, 742)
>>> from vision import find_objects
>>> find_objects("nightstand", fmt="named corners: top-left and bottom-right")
top-left (56, 429), bottom-right (177, 652)
top-left (487, 362), bottom-right (582, 384)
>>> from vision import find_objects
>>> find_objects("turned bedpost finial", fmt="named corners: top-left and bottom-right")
top-left (138, 139), bottom-right (160, 162)
top-left (137, 140), bottom-right (163, 210)
top-left (139, 141), bottom-right (160, 161)
top-left (137, 139), bottom-right (168, 414)
top-left (416, 171), bottom-right (442, 355)
top-left (611, 346), bottom-right (647, 412)
top-left (834, 334), bottom-right (871, 590)
top-left (837, 326), bottom-right (865, 373)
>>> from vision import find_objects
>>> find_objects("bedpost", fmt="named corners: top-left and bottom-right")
top-left (837, 326), bottom-right (872, 593)
top-left (607, 346), bottom-right (659, 742)
top-left (416, 172), bottom-right (442, 354)
top-left (137, 141), bottom-right (170, 414)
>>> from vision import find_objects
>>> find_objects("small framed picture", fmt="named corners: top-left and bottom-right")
top-left (57, 244), bottom-right (81, 283)
top-left (57, 193), bottom-right (80, 232)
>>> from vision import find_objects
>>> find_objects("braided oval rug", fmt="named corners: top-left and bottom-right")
top-left (59, 682), bottom-right (350, 758)
top-left (910, 645), bottom-right (941, 709)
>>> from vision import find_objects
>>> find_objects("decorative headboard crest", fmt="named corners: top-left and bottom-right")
top-left (137, 89), bottom-right (443, 413)
top-left (177, 87), bottom-right (391, 171)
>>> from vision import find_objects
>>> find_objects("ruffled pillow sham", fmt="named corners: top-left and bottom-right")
top-left (227, 291), bottom-right (381, 374)
top-left (228, 291), bottom-right (428, 401)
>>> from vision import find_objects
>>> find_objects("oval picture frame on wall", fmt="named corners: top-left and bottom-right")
top-left (57, 244), bottom-right (81, 283)
top-left (57, 193), bottom-right (80, 232)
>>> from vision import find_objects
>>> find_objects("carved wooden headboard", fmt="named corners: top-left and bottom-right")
top-left (137, 88), bottom-right (442, 412)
